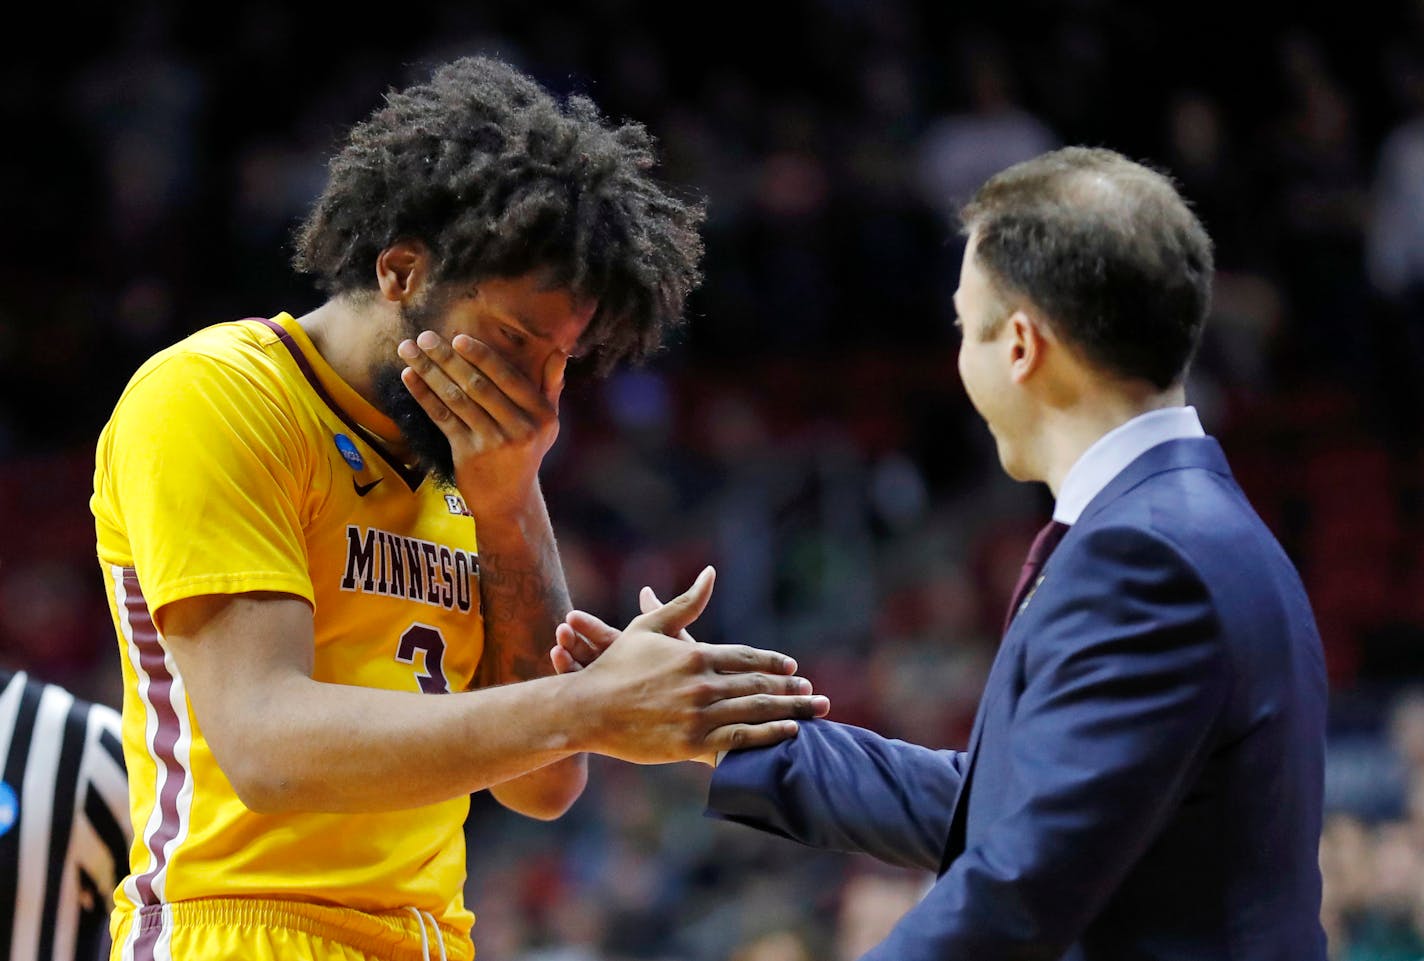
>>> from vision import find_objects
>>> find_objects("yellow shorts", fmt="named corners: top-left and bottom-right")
top-left (110, 899), bottom-right (476, 961)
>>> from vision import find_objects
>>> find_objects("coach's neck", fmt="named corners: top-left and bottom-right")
top-left (1029, 354), bottom-right (1186, 498)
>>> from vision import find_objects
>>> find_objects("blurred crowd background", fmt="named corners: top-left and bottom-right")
top-left (4, 1), bottom-right (1424, 958)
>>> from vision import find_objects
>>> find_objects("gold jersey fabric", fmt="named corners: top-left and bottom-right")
top-left (92, 313), bottom-right (484, 949)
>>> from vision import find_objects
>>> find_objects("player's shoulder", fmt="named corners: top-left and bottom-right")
top-left (97, 315), bottom-right (312, 466)
top-left (124, 316), bottom-right (289, 393)
top-left (105, 317), bottom-right (321, 437)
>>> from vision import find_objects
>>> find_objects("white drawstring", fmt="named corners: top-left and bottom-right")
top-left (407, 907), bottom-right (430, 961)
top-left (429, 910), bottom-right (448, 961)
top-left (405, 907), bottom-right (448, 961)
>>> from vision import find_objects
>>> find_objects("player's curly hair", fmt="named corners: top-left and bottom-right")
top-left (293, 56), bottom-right (705, 372)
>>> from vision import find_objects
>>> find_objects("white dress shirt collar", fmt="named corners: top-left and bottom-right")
top-left (1052, 406), bottom-right (1205, 525)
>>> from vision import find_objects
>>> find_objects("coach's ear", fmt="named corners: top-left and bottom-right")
top-left (375, 239), bottom-right (432, 304)
top-left (1007, 309), bottom-right (1050, 385)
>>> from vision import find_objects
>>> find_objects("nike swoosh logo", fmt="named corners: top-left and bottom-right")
top-left (353, 477), bottom-right (384, 497)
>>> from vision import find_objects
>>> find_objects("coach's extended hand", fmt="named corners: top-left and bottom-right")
top-left (553, 568), bottom-right (829, 764)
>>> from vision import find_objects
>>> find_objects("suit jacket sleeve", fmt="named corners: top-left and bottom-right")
top-left (707, 719), bottom-right (966, 872)
top-left (862, 524), bottom-right (1229, 960)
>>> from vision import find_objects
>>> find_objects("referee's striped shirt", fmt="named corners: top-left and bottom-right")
top-left (0, 670), bottom-right (130, 961)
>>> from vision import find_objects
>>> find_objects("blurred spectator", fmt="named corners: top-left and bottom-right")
top-left (1366, 105), bottom-right (1424, 374)
top-left (728, 930), bottom-right (813, 961)
top-left (1266, 32), bottom-right (1372, 382)
top-left (834, 869), bottom-right (930, 961)
top-left (915, 33), bottom-right (1058, 224)
top-left (1366, 115), bottom-right (1424, 307)
top-left (1320, 814), bottom-right (1374, 957)
top-left (1165, 91), bottom-right (1263, 270)
top-left (1348, 821), bottom-right (1424, 960)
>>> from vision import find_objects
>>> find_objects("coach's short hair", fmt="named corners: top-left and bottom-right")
top-left (294, 56), bottom-right (704, 372)
top-left (960, 147), bottom-right (1214, 389)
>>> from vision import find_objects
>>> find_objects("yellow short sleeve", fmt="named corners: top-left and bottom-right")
top-left (95, 349), bottom-right (315, 624)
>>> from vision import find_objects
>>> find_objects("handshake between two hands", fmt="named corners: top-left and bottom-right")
top-left (546, 567), bottom-right (831, 767)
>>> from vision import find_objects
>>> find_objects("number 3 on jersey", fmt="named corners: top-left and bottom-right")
top-left (396, 624), bottom-right (450, 694)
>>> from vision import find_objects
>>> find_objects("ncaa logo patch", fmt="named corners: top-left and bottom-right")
top-left (0, 781), bottom-right (16, 838)
top-left (333, 434), bottom-right (365, 471)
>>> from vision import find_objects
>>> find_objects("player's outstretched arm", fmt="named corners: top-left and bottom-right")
top-left (159, 570), bottom-right (824, 814)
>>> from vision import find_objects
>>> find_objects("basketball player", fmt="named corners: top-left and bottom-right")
top-left (92, 56), bottom-right (826, 961)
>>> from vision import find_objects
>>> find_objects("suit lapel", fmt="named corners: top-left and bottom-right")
top-left (939, 614), bottom-right (1041, 872)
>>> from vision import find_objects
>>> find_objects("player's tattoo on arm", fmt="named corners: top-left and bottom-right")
top-left (475, 531), bottom-right (571, 688)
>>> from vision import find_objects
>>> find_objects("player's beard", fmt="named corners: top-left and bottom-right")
top-left (370, 295), bottom-right (459, 490)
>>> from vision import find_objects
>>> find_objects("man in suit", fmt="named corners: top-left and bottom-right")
top-left (558, 146), bottom-right (1328, 959)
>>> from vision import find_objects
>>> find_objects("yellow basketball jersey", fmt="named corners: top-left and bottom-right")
top-left (92, 313), bottom-right (484, 937)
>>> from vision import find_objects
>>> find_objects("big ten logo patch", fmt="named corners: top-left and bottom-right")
top-left (444, 494), bottom-right (472, 517)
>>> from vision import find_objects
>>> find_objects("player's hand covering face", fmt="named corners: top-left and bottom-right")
top-left (390, 274), bottom-right (593, 505)
top-left (396, 328), bottom-right (562, 508)
top-left (554, 568), bottom-right (830, 764)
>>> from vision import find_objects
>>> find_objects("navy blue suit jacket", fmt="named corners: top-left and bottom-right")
top-left (707, 438), bottom-right (1328, 960)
